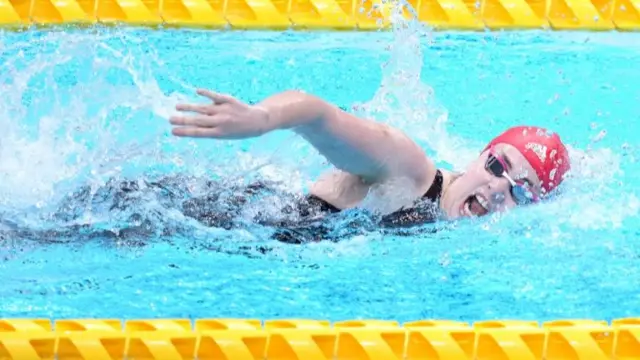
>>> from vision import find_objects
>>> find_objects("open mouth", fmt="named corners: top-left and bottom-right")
top-left (461, 194), bottom-right (490, 217)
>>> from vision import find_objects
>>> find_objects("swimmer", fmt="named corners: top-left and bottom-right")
top-left (169, 88), bottom-right (572, 228)
top-left (1, 88), bottom-right (571, 249)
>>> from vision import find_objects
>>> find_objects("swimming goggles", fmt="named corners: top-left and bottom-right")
top-left (485, 146), bottom-right (539, 205)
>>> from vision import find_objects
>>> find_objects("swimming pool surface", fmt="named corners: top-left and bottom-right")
top-left (0, 24), bottom-right (639, 323)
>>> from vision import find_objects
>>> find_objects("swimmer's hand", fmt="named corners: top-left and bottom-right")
top-left (170, 89), bottom-right (270, 139)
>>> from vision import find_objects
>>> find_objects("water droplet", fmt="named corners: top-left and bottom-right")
top-left (491, 192), bottom-right (505, 204)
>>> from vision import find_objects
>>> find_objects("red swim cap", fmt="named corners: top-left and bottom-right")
top-left (483, 126), bottom-right (571, 196)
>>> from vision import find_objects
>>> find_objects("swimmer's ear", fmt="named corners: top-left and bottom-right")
top-left (196, 88), bottom-right (239, 105)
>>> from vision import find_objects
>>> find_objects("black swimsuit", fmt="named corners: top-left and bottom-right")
top-left (5, 170), bottom-right (446, 247)
top-left (305, 170), bottom-right (444, 220)
top-left (267, 170), bottom-right (445, 243)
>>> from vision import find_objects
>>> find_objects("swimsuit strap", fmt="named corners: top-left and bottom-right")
top-left (422, 169), bottom-right (444, 202)
top-left (306, 169), bottom-right (444, 214)
top-left (304, 194), bottom-right (341, 214)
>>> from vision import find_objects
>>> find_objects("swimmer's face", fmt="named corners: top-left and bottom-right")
top-left (440, 143), bottom-right (542, 219)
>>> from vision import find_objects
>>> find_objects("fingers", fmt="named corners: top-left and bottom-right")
top-left (169, 88), bottom-right (237, 139)
top-left (169, 114), bottom-right (215, 128)
top-left (174, 89), bottom-right (236, 114)
top-left (171, 126), bottom-right (222, 138)
top-left (196, 88), bottom-right (238, 105)
top-left (175, 103), bottom-right (212, 115)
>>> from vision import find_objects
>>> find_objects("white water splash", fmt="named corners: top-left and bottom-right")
top-left (0, 32), bottom-right (161, 210)
top-left (352, 0), bottom-right (482, 171)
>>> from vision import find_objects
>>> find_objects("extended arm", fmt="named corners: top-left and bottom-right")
top-left (170, 88), bottom-right (436, 189)
top-left (256, 90), bottom-right (435, 186)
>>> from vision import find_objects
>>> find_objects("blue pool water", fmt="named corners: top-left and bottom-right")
top-left (0, 22), bottom-right (639, 322)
